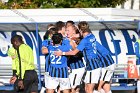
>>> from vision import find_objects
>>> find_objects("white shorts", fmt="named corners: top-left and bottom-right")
top-left (69, 67), bottom-right (85, 88)
top-left (100, 64), bottom-right (115, 82)
top-left (44, 72), bottom-right (50, 87)
top-left (46, 77), bottom-right (71, 90)
top-left (84, 68), bottom-right (101, 84)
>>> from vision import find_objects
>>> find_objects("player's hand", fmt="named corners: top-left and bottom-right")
top-left (10, 76), bottom-right (17, 84)
top-left (54, 50), bottom-right (62, 56)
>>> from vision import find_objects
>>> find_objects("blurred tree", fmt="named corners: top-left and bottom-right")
top-left (0, 0), bottom-right (128, 9)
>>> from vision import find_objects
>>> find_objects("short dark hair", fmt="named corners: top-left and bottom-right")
top-left (66, 20), bottom-right (75, 25)
top-left (11, 35), bottom-right (23, 44)
top-left (52, 33), bottom-right (63, 44)
top-left (55, 21), bottom-right (65, 31)
top-left (43, 27), bottom-right (58, 40)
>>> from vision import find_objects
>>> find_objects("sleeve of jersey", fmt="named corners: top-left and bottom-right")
top-left (134, 42), bottom-right (140, 57)
top-left (7, 48), bottom-right (18, 73)
top-left (77, 39), bottom-right (86, 51)
top-left (42, 40), bottom-right (49, 47)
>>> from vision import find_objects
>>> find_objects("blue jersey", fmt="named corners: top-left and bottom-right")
top-left (64, 37), bottom-right (85, 69)
top-left (134, 41), bottom-right (140, 65)
top-left (42, 39), bottom-right (52, 48)
top-left (135, 42), bottom-right (140, 58)
top-left (62, 37), bottom-right (71, 46)
top-left (96, 41), bottom-right (114, 67)
top-left (68, 53), bottom-right (85, 69)
top-left (77, 33), bottom-right (100, 70)
top-left (42, 39), bottom-right (52, 72)
top-left (48, 44), bottom-right (71, 78)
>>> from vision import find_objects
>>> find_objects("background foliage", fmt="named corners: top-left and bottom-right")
top-left (0, 0), bottom-right (128, 9)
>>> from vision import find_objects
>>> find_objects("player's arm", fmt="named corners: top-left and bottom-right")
top-left (55, 38), bottom-right (85, 56)
top-left (65, 48), bottom-right (79, 55)
top-left (41, 40), bottom-right (49, 54)
top-left (54, 48), bottom-right (79, 56)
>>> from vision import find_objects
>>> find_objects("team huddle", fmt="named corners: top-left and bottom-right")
top-left (41, 21), bottom-right (115, 93)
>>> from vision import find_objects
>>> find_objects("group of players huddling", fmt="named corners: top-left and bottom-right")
top-left (41, 21), bottom-right (115, 93)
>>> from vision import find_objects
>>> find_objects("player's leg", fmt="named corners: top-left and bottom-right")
top-left (136, 58), bottom-right (140, 93)
top-left (69, 67), bottom-right (85, 93)
top-left (44, 72), bottom-right (50, 92)
top-left (46, 77), bottom-right (59, 93)
top-left (97, 68), bottom-right (106, 92)
top-left (99, 64), bottom-right (114, 93)
top-left (102, 82), bottom-right (111, 93)
top-left (59, 78), bottom-right (71, 93)
top-left (84, 68), bottom-right (101, 93)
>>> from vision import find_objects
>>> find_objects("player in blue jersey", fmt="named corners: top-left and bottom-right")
top-left (41, 27), bottom-right (57, 89)
top-left (55, 21), bottom-right (101, 93)
top-left (46, 33), bottom-right (72, 93)
top-left (66, 24), bottom-right (85, 93)
top-left (95, 41), bottom-right (115, 93)
top-left (135, 38), bottom-right (140, 67)
top-left (134, 37), bottom-right (140, 93)
top-left (55, 21), bottom-right (73, 93)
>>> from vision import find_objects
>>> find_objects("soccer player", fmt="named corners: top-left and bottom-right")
top-left (41, 27), bottom-right (58, 89)
top-left (54, 21), bottom-right (101, 93)
top-left (66, 24), bottom-right (85, 93)
top-left (134, 36), bottom-right (140, 93)
top-left (46, 33), bottom-right (72, 93)
top-left (96, 41), bottom-right (115, 93)
top-left (55, 21), bottom-right (72, 93)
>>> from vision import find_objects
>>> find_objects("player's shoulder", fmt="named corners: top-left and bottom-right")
top-left (42, 39), bottom-right (51, 44)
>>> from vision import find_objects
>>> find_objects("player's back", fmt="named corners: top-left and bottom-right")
top-left (48, 44), bottom-right (71, 78)
top-left (81, 33), bottom-right (97, 59)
